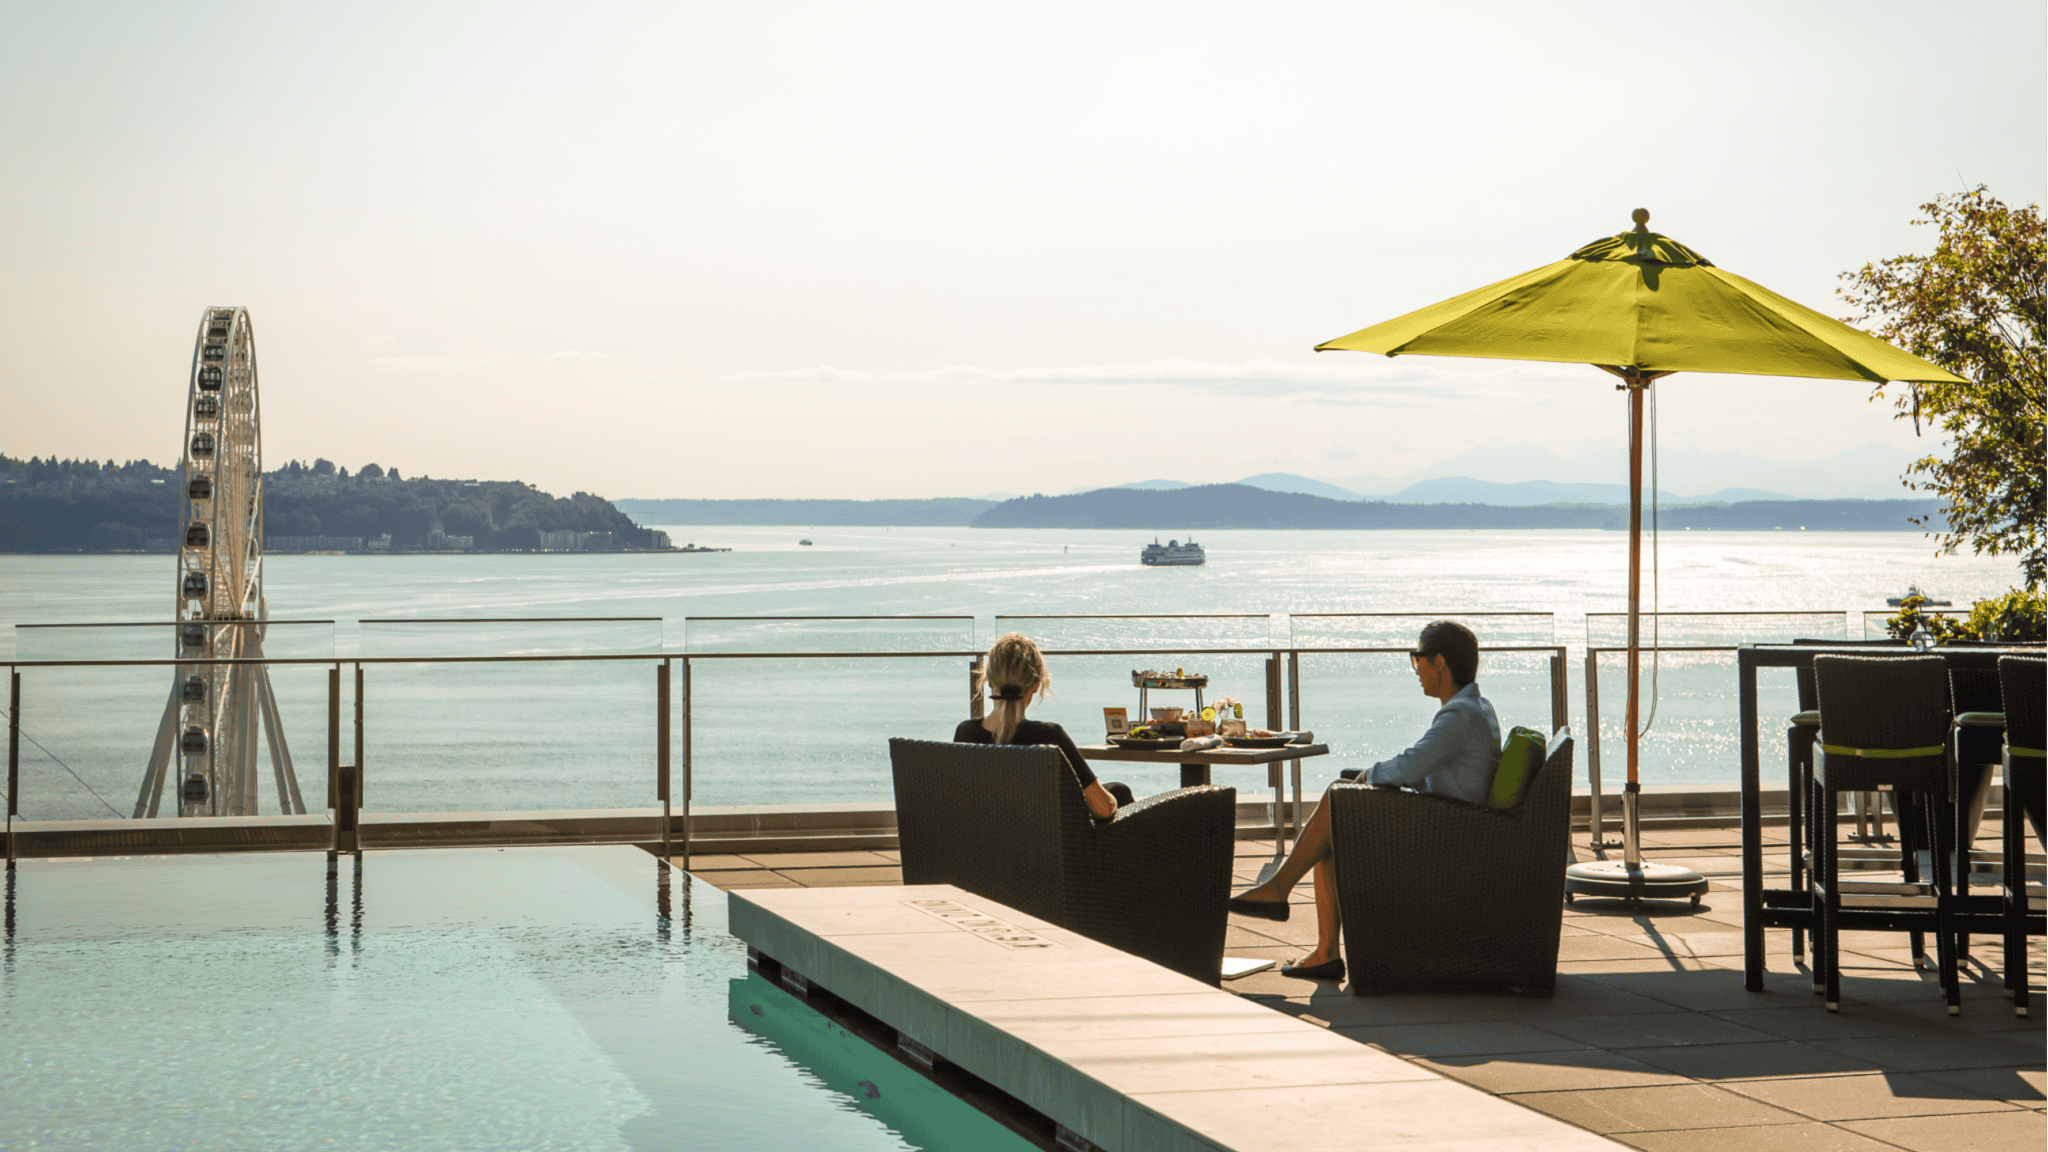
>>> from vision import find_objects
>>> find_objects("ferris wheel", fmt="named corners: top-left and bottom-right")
top-left (137, 306), bottom-right (305, 818)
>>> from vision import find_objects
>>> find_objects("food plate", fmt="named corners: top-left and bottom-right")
top-left (1109, 736), bottom-right (1178, 750)
top-left (1225, 735), bottom-right (1296, 748)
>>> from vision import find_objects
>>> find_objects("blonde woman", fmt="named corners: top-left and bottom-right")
top-left (953, 633), bottom-right (1130, 819)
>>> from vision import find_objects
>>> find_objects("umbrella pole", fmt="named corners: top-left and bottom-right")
top-left (1562, 371), bottom-right (1707, 908)
top-left (1625, 377), bottom-right (1645, 868)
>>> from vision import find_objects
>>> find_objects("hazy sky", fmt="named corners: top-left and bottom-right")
top-left (4, 2), bottom-right (2042, 499)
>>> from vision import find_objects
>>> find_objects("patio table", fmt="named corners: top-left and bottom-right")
top-left (1735, 643), bottom-right (2043, 991)
top-left (1081, 738), bottom-right (1329, 868)
top-left (1084, 739), bottom-right (1330, 979)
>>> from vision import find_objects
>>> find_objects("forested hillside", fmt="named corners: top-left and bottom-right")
top-left (0, 455), bottom-right (657, 552)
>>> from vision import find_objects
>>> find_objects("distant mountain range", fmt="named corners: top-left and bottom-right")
top-left (1070, 472), bottom-right (1790, 505)
top-left (976, 484), bottom-right (1943, 532)
top-left (617, 487), bottom-right (1943, 533)
top-left (1055, 441), bottom-right (1923, 504)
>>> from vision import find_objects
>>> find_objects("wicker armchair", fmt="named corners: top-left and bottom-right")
top-left (887, 737), bottom-right (1237, 985)
top-left (1326, 729), bottom-right (1574, 997)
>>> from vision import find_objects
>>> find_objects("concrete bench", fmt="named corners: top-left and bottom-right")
top-left (729, 883), bottom-right (1621, 1152)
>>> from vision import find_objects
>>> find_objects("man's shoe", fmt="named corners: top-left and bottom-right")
top-left (1226, 895), bottom-right (1290, 922)
top-left (1280, 957), bottom-right (1344, 981)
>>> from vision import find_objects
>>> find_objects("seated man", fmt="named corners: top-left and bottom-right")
top-left (1225, 620), bottom-right (1500, 979)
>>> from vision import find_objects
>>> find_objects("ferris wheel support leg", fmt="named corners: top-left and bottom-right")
top-left (257, 669), bottom-right (304, 815)
top-left (138, 676), bottom-right (184, 818)
top-left (242, 665), bottom-right (264, 816)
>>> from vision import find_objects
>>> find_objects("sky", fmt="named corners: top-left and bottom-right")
top-left (3, 1), bottom-right (2042, 500)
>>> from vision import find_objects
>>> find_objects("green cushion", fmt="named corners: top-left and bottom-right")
top-left (1490, 726), bottom-right (1547, 809)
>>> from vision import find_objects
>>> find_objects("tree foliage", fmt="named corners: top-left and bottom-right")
top-left (1839, 186), bottom-right (2045, 589)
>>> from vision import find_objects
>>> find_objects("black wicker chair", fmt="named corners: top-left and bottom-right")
top-left (1811, 655), bottom-right (1960, 1013)
top-left (1998, 656), bottom-right (2046, 1016)
top-left (1326, 728), bottom-right (1574, 997)
top-left (887, 737), bottom-right (1237, 985)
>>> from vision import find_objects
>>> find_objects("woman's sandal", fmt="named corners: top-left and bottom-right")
top-left (1226, 895), bottom-right (1290, 922)
top-left (1279, 956), bottom-right (1344, 980)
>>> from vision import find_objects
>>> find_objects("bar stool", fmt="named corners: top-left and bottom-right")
top-left (1946, 651), bottom-right (2008, 963)
top-left (1998, 656), bottom-right (2045, 1016)
top-left (1787, 640), bottom-right (1912, 967)
top-left (1811, 654), bottom-right (1960, 1014)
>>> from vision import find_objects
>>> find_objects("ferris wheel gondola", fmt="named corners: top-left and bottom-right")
top-left (137, 307), bottom-right (304, 818)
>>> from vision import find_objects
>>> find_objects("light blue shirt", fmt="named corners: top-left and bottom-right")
top-left (1363, 682), bottom-right (1501, 806)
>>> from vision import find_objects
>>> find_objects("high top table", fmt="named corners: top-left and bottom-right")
top-left (1735, 642), bottom-right (2044, 991)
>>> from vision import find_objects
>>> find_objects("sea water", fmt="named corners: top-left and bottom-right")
top-left (0, 527), bottom-right (2021, 819)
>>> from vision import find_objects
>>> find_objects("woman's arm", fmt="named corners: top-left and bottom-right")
top-left (1081, 780), bottom-right (1118, 820)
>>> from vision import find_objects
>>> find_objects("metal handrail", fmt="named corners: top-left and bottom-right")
top-left (3, 641), bottom-right (1571, 868)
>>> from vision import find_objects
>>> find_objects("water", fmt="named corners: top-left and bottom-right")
top-left (0, 527), bottom-right (2020, 818)
top-left (0, 846), bottom-right (1031, 1151)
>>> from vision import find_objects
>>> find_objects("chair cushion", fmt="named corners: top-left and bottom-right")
top-left (1490, 726), bottom-right (1548, 809)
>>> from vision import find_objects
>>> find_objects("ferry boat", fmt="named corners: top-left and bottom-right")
top-left (1886, 583), bottom-right (1951, 607)
top-left (1141, 537), bottom-right (1205, 566)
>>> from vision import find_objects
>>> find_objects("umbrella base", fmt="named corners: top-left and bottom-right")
top-left (1564, 860), bottom-right (1709, 906)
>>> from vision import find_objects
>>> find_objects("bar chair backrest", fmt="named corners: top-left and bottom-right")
top-left (1793, 638), bottom-right (1907, 713)
top-left (2001, 657), bottom-right (2046, 756)
top-left (1813, 655), bottom-right (1953, 796)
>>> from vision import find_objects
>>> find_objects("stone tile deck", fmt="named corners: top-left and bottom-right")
top-left (679, 824), bottom-right (2044, 1151)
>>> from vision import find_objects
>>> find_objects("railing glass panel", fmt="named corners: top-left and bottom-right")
top-left (1293, 648), bottom-right (1561, 780)
top-left (685, 654), bottom-right (964, 806)
top-left (1290, 612), bottom-right (1554, 649)
top-left (682, 616), bottom-right (974, 654)
top-left (358, 617), bottom-right (662, 658)
top-left (1584, 612), bottom-right (1844, 795)
top-left (360, 656), bottom-right (659, 815)
top-left (8, 622), bottom-right (335, 821)
top-left (993, 614), bottom-right (1275, 651)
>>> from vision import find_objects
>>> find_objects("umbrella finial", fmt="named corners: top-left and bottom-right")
top-left (1631, 208), bottom-right (1650, 233)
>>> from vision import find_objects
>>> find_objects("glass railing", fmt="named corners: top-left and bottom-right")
top-left (1581, 611), bottom-right (1849, 844)
top-left (8, 621), bottom-right (337, 822)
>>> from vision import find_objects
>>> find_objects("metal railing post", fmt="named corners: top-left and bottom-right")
top-left (1549, 649), bottom-right (1568, 734)
top-left (7, 669), bottom-right (18, 861)
top-left (1585, 649), bottom-right (1608, 849)
top-left (328, 665), bottom-right (359, 857)
top-left (969, 657), bottom-right (983, 721)
top-left (681, 656), bottom-right (692, 870)
top-left (658, 659), bottom-right (671, 863)
top-left (1287, 650), bottom-right (1302, 849)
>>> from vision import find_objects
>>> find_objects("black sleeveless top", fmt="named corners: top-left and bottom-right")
top-left (951, 718), bottom-right (1101, 791)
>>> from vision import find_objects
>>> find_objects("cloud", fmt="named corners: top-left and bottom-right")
top-left (367, 354), bottom-right (499, 372)
top-left (716, 357), bottom-right (1591, 401)
top-left (544, 350), bottom-right (606, 362)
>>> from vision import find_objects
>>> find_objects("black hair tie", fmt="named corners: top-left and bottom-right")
top-left (989, 686), bottom-right (1026, 701)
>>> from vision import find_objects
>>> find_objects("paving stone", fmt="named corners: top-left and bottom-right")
top-left (774, 865), bottom-right (904, 886)
top-left (1707, 1006), bottom-right (1923, 1042)
top-left (692, 868), bottom-right (785, 888)
top-left (1537, 1011), bottom-right (1779, 1050)
top-left (1612, 1121), bottom-right (1904, 1152)
top-left (1837, 1109), bottom-right (2046, 1151)
top-left (1418, 1048), bottom-right (1690, 1093)
top-left (741, 850), bottom-right (896, 868)
top-left (1723, 1071), bottom-right (2017, 1120)
top-left (1920, 1066), bottom-right (2046, 1108)
top-left (677, 853), bottom-right (752, 870)
top-left (1559, 934), bottom-right (1676, 963)
top-left (1511, 1082), bottom-right (1806, 1133)
top-left (1810, 1033), bottom-right (2047, 1074)
top-left (1336, 1020), bottom-right (1594, 1059)
top-left (1126, 1079), bottom-right (1618, 1152)
top-left (1619, 1040), bottom-right (1878, 1081)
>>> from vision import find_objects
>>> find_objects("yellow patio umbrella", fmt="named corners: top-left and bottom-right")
top-left (1316, 209), bottom-right (1967, 901)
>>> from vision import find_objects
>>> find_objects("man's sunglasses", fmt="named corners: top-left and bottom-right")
top-left (1408, 650), bottom-right (1440, 668)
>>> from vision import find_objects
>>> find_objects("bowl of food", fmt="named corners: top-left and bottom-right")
top-left (1149, 707), bottom-right (1184, 722)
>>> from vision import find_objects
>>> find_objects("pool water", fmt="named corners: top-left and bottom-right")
top-left (0, 847), bottom-right (1031, 1151)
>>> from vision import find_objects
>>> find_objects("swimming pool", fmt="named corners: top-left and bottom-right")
top-left (0, 847), bottom-right (1031, 1150)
